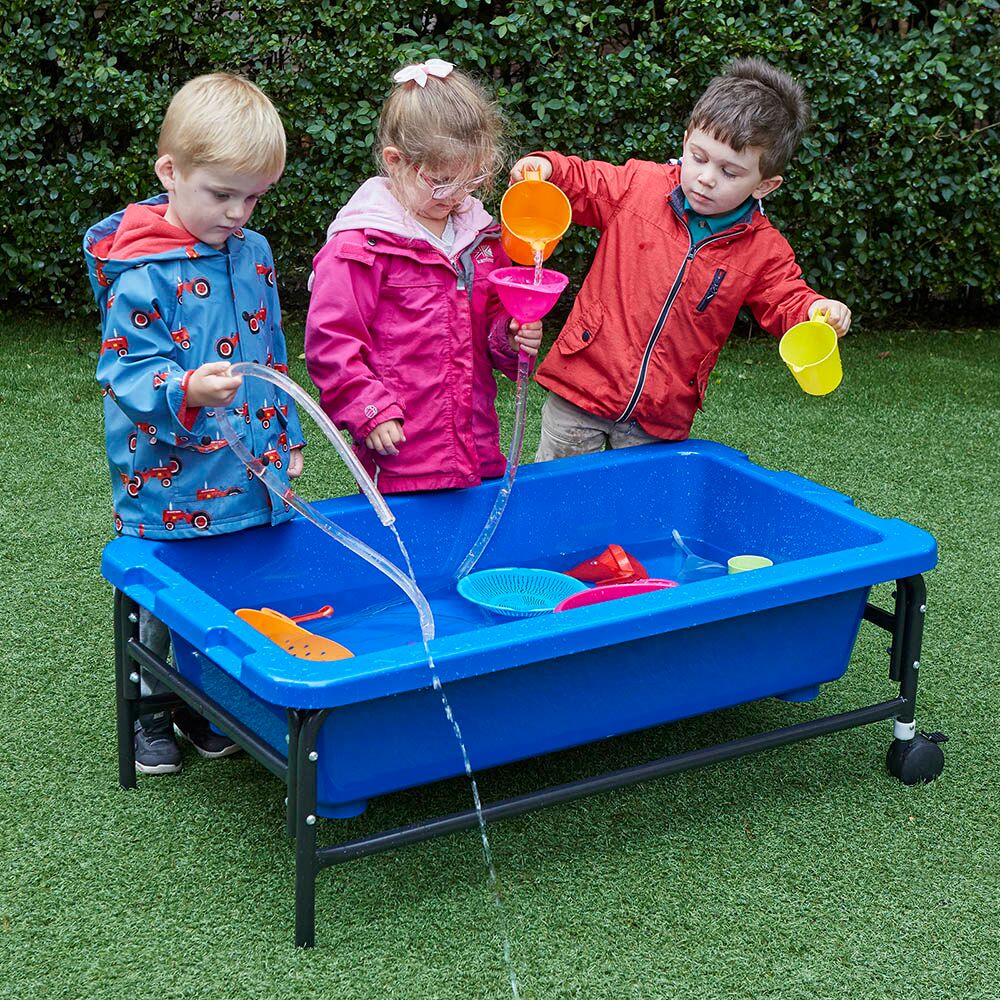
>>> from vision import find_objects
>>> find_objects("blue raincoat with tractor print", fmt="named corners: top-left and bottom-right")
top-left (84, 194), bottom-right (305, 540)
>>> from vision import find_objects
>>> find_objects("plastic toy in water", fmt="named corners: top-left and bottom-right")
top-left (499, 166), bottom-right (572, 265)
top-left (728, 555), bottom-right (774, 574)
top-left (671, 529), bottom-right (726, 581)
top-left (454, 266), bottom-right (570, 580)
top-left (457, 567), bottom-right (587, 619)
top-left (779, 309), bottom-right (843, 396)
top-left (263, 604), bottom-right (334, 623)
top-left (553, 578), bottom-right (679, 612)
top-left (235, 608), bottom-right (353, 661)
top-left (565, 543), bottom-right (648, 585)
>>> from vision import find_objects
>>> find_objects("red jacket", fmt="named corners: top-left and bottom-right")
top-left (534, 154), bottom-right (821, 439)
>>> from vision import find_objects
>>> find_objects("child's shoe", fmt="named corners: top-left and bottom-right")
top-left (173, 705), bottom-right (242, 760)
top-left (134, 712), bottom-right (182, 775)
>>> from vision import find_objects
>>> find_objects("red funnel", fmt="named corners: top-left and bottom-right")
top-left (488, 266), bottom-right (569, 324)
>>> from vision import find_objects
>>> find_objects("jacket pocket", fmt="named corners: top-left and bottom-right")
top-left (695, 347), bottom-right (722, 408)
top-left (696, 269), bottom-right (726, 312)
top-left (557, 301), bottom-right (604, 356)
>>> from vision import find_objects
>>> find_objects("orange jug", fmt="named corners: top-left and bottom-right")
top-left (500, 166), bottom-right (572, 265)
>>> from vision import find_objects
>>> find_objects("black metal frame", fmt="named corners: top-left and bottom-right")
top-left (114, 575), bottom-right (933, 948)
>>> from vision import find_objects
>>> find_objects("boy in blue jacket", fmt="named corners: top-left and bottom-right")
top-left (84, 73), bottom-right (306, 774)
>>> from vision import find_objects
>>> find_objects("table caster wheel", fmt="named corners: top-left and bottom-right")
top-left (886, 731), bottom-right (946, 785)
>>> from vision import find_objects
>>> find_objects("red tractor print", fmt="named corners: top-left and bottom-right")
top-left (216, 331), bottom-right (239, 358)
top-left (101, 335), bottom-right (129, 357)
top-left (192, 437), bottom-right (228, 454)
top-left (113, 513), bottom-right (123, 533)
top-left (233, 402), bottom-right (251, 424)
top-left (256, 263), bottom-right (275, 286)
top-left (95, 258), bottom-right (112, 287)
top-left (129, 421), bottom-right (158, 450)
top-left (277, 431), bottom-right (289, 453)
top-left (100, 383), bottom-right (117, 401)
top-left (106, 292), bottom-right (117, 309)
top-left (125, 456), bottom-right (182, 496)
top-left (195, 485), bottom-right (244, 501)
top-left (260, 448), bottom-right (282, 469)
top-left (152, 370), bottom-right (169, 389)
top-left (176, 276), bottom-right (211, 303)
top-left (263, 351), bottom-right (289, 375)
top-left (256, 403), bottom-right (276, 428)
top-left (162, 508), bottom-right (211, 531)
top-left (242, 305), bottom-right (267, 333)
top-left (170, 327), bottom-right (191, 350)
top-left (131, 306), bottom-right (161, 329)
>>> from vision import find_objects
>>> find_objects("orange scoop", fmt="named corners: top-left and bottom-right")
top-left (235, 607), bottom-right (353, 661)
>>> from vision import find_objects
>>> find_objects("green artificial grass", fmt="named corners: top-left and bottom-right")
top-left (2, 313), bottom-right (998, 1000)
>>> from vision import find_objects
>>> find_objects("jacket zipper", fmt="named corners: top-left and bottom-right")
top-left (616, 228), bottom-right (740, 424)
top-left (455, 231), bottom-right (497, 302)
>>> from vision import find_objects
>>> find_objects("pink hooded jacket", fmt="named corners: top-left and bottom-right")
top-left (305, 178), bottom-right (518, 493)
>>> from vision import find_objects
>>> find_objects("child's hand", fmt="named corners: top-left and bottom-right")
top-left (509, 156), bottom-right (552, 185)
top-left (508, 319), bottom-right (543, 358)
top-left (288, 446), bottom-right (305, 479)
top-left (810, 299), bottom-right (852, 338)
top-left (187, 362), bottom-right (243, 407)
top-left (365, 419), bottom-right (405, 456)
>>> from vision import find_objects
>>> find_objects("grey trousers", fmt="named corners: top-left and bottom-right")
top-left (534, 392), bottom-right (663, 462)
top-left (138, 608), bottom-right (172, 724)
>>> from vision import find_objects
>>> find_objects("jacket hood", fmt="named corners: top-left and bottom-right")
top-left (325, 177), bottom-right (496, 257)
top-left (83, 194), bottom-right (228, 307)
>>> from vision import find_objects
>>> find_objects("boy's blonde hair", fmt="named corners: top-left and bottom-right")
top-left (377, 66), bottom-right (505, 188)
top-left (158, 73), bottom-right (286, 177)
top-left (688, 58), bottom-right (810, 178)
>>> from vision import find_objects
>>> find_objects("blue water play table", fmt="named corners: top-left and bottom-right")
top-left (103, 441), bottom-right (944, 946)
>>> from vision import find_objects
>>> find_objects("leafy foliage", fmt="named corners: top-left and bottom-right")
top-left (1, 0), bottom-right (997, 321)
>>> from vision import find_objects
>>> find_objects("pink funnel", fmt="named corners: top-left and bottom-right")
top-left (488, 266), bottom-right (569, 324)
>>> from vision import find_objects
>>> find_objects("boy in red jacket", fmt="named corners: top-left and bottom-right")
top-left (510, 58), bottom-right (851, 459)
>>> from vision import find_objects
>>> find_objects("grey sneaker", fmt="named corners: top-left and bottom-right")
top-left (173, 706), bottom-right (241, 760)
top-left (135, 712), bottom-right (182, 775)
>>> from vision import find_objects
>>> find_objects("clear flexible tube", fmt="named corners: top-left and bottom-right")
top-left (454, 352), bottom-right (531, 579)
top-left (227, 362), bottom-right (394, 527)
top-left (214, 372), bottom-right (435, 642)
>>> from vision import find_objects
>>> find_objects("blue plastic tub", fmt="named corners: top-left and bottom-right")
top-left (102, 440), bottom-right (936, 818)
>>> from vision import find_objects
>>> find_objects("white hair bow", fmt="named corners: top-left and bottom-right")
top-left (392, 59), bottom-right (454, 88)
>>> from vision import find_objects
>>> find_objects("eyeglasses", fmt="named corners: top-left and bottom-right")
top-left (415, 167), bottom-right (490, 201)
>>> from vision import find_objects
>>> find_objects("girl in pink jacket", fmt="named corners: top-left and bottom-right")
top-left (305, 61), bottom-right (543, 494)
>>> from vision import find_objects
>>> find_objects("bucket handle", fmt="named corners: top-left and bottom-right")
top-left (521, 165), bottom-right (544, 183)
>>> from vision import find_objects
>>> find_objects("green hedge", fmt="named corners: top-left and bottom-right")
top-left (1, 0), bottom-right (997, 322)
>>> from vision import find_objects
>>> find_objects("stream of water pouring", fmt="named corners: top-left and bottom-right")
top-left (532, 245), bottom-right (545, 285)
top-left (390, 527), bottom-right (521, 999)
top-left (218, 366), bottom-right (521, 996)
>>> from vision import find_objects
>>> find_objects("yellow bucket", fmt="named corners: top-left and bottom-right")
top-left (779, 311), bottom-right (843, 396)
top-left (500, 166), bottom-right (572, 265)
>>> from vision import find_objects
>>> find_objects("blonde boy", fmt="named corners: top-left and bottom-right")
top-left (84, 74), bottom-right (305, 773)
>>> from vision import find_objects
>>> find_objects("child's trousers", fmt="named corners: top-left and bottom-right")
top-left (534, 391), bottom-right (662, 461)
top-left (137, 607), bottom-right (172, 726)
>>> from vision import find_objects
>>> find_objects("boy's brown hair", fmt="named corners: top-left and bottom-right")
top-left (687, 58), bottom-right (810, 177)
